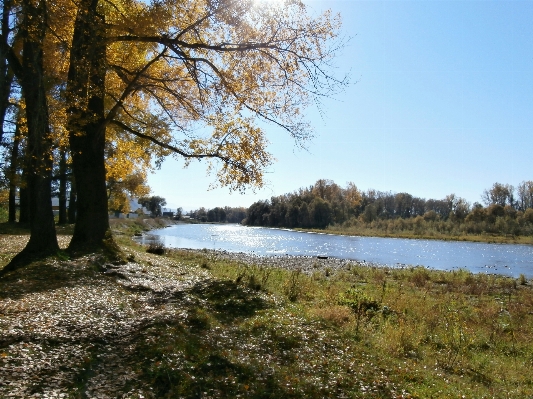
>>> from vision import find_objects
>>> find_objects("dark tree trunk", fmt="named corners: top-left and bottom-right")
top-left (58, 150), bottom-right (68, 224)
top-left (69, 123), bottom-right (110, 251)
top-left (0, 0), bottom-right (14, 145)
top-left (68, 176), bottom-right (77, 224)
top-left (8, 185), bottom-right (17, 223)
top-left (3, 0), bottom-right (59, 272)
top-left (8, 124), bottom-right (22, 223)
top-left (19, 183), bottom-right (30, 224)
top-left (67, 0), bottom-right (112, 253)
top-left (19, 0), bottom-right (58, 255)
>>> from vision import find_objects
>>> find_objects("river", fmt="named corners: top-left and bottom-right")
top-left (135, 223), bottom-right (533, 278)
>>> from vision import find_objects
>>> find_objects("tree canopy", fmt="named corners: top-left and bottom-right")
top-left (138, 196), bottom-right (167, 217)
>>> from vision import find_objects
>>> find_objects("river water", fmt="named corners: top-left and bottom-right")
top-left (135, 223), bottom-right (533, 278)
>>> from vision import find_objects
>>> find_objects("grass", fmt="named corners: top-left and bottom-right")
top-left (1, 219), bottom-right (533, 397)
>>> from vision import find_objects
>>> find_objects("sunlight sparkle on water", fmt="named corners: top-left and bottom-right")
top-left (137, 224), bottom-right (533, 278)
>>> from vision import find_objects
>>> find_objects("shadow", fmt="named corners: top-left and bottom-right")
top-left (0, 222), bottom-right (30, 235)
top-left (0, 259), bottom-right (99, 301)
top-left (127, 318), bottom-right (324, 398)
top-left (190, 280), bottom-right (270, 323)
top-left (0, 221), bottom-right (73, 235)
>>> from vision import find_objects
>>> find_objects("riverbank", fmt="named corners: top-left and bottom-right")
top-left (302, 225), bottom-right (533, 245)
top-left (1, 222), bottom-right (533, 397)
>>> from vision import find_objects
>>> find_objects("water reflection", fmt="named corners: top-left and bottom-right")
top-left (135, 224), bottom-right (533, 278)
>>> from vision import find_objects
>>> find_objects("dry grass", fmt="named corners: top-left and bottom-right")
top-left (309, 305), bottom-right (354, 327)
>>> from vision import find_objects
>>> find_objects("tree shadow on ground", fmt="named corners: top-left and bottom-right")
top-left (128, 317), bottom-right (328, 398)
top-left (0, 222), bottom-right (31, 235)
top-left (0, 260), bottom-right (99, 300)
top-left (190, 279), bottom-right (271, 323)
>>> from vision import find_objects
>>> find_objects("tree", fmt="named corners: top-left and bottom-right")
top-left (309, 197), bottom-right (332, 228)
top-left (394, 193), bottom-right (413, 219)
top-left (312, 179), bottom-right (338, 202)
top-left (517, 181), bottom-right (533, 211)
top-left (245, 200), bottom-right (270, 226)
top-left (108, 172), bottom-right (150, 214)
top-left (138, 196), bottom-right (166, 217)
top-left (285, 203), bottom-right (299, 227)
top-left (63, 0), bottom-right (345, 253)
top-left (56, 149), bottom-right (69, 225)
top-left (1, 0), bottom-right (344, 263)
top-left (224, 206), bottom-right (246, 223)
top-left (65, 0), bottom-right (109, 253)
top-left (453, 197), bottom-right (471, 220)
top-left (362, 203), bottom-right (377, 223)
top-left (482, 183), bottom-right (514, 207)
top-left (344, 182), bottom-right (362, 209)
top-left (193, 207), bottom-right (208, 222)
top-left (0, 0), bottom-right (60, 269)
top-left (207, 209), bottom-right (216, 223)
top-left (4, 109), bottom-right (25, 224)
top-left (0, 0), bottom-right (15, 147)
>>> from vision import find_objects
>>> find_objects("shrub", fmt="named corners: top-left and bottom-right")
top-left (410, 267), bottom-right (430, 288)
top-left (283, 269), bottom-right (302, 301)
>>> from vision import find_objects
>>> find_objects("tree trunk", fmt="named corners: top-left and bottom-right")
top-left (69, 124), bottom-right (110, 251)
top-left (0, 0), bottom-right (14, 145)
top-left (3, 0), bottom-right (59, 271)
top-left (68, 176), bottom-right (77, 224)
top-left (18, 0), bottom-right (58, 255)
top-left (8, 184), bottom-right (17, 223)
top-left (8, 123), bottom-right (22, 223)
top-left (19, 183), bottom-right (30, 224)
top-left (58, 150), bottom-right (68, 224)
top-left (67, 0), bottom-right (113, 254)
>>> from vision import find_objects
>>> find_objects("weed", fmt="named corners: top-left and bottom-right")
top-left (410, 267), bottom-right (430, 288)
top-left (56, 250), bottom-right (70, 261)
top-left (283, 269), bottom-right (302, 302)
top-left (338, 288), bottom-right (380, 335)
top-left (4, 223), bottom-right (530, 398)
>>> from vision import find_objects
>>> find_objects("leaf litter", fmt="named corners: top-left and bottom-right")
top-left (0, 235), bottom-right (211, 398)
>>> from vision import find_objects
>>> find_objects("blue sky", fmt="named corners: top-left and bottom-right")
top-left (149, 0), bottom-right (533, 212)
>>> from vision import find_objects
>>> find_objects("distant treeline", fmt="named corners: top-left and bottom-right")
top-left (187, 206), bottom-right (247, 224)
top-left (241, 179), bottom-right (533, 237)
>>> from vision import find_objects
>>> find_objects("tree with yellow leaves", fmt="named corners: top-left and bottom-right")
top-left (65, 0), bottom-right (345, 253)
top-left (106, 135), bottom-right (151, 214)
